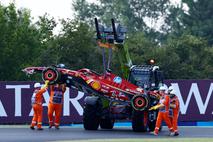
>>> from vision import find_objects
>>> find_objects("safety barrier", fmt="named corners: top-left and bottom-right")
top-left (0, 80), bottom-right (212, 124)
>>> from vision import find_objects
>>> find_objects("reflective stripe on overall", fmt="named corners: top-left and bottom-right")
top-left (31, 89), bottom-right (42, 105)
top-left (159, 95), bottom-right (169, 112)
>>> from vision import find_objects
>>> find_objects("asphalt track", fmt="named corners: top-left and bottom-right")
top-left (0, 125), bottom-right (213, 142)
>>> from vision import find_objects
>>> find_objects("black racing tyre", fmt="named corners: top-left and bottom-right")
top-left (42, 67), bottom-right (61, 85)
top-left (131, 94), bottom-right (149, 111)
top-left (132, 110), bottom-right (147, 132)
top-left (100, 118), bottom-right (114, 129)
top-left (83, 99), bottom-right (102, 130)
top-left (148, 121), bottom-right (156, 131)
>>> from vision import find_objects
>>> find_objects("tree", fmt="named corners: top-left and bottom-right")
top-left (161, 34), bottom-right (213, 79)
top-left (0, 2), bottom-right (212, 81)
top-left (40, 19), bottom-right (103, 72)
top-left (72, 0), bottom-right (171, 34)
top-left (165, 0), bottom-right (213, 45)
top-left (0, 4), bottom-right (57, 81)
top-left (0, 4), bottom-right (41, 80)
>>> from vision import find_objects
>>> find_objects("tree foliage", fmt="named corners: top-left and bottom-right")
top-left (0, 4), bottom-right (42, 80)
top-left (0, 2), bottom-right (212, 81)
top-left (158, 35), bottom-right (213, 79)
top-left (40, 19), bottom-right (103, 72)
top-left (166, 0), bottom-right (213, 45)
top-left (73, 0), bottom-right (170, 33)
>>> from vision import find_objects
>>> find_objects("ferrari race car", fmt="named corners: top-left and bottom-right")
top-left (23, 64), bottom-right (160, 132)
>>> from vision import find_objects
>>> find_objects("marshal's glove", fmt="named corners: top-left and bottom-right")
top-left (44, 80), bottom-right (49, 87)
top-left (149, 105), bottom-right (160, 111)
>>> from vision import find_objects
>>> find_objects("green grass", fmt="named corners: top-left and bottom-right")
top-left (54, 138), bottom-right (213, 142)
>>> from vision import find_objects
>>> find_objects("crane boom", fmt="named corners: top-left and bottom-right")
top-left (95, 18), bottom-right (132, 79)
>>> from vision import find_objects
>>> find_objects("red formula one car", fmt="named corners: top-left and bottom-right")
top-left (23, 65), bottom-right (152, 108)
top-left (23, 64), bottom-right (160, 131)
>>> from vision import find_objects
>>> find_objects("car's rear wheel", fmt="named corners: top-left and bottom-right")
top-left (42, 67), bottom-right (61, 84)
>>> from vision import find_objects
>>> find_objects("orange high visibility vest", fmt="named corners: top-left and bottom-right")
top-left (31, 88), bottom-right (46, 105)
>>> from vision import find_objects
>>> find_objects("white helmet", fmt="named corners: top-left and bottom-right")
top-left (159, 85), bottom-right (167, 91)
top-left (152, 66), bottom-right (159, 71)
top-left (170, 89), bottom-right (176, 95)
top-left (34, 83), bottom-right (41, 88)
top-left (168, 86), bottom-right (174, 92)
